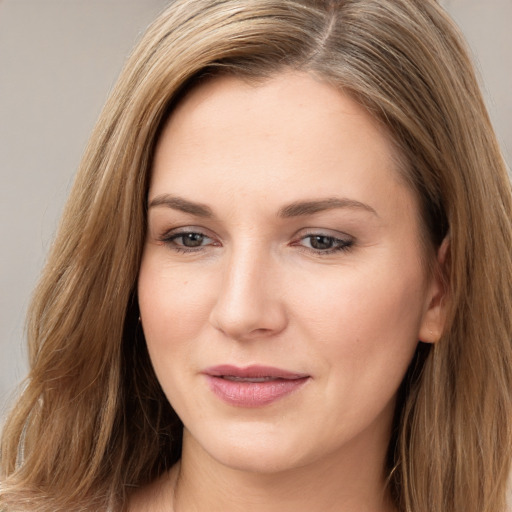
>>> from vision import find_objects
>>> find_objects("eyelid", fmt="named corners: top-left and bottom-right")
top-left (290, 228), bottom-right (355, 254)
top-left (292, 227), bottom-right (354, 242)
top-left (158, 225), bottom-right (221, 251)
top-left (155, 225), bottom-right (354, 255)
top-left (159, 225), bottom-right (217, 240)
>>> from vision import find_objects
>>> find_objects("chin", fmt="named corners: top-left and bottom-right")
top-left (185, 421), bottom-right (315, 475)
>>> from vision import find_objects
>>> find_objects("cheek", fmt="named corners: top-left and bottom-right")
top-left (286, 261), bottom-right (427, 440)
top-left (137, 253), bottom-right (219, 416)
top-left (291, 257), bottom-right (427, 377)
top-left (137, 254), bottom-right (214, 360)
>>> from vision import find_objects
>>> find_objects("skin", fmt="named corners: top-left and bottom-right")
top-left (136, 71), bottom-right (446, 512)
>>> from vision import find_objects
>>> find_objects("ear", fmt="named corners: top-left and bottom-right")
top-left (418, 236), bottom-right (450, 344)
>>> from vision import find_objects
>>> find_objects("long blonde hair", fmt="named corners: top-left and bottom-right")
top-left (1, 1), bottom-right (511, 511)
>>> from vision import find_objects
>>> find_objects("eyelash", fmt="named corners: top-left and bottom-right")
top-left (159, 230), bottom-right (354, 256)
top-left (160, 230), bottom-right (217, 254)
top-left (292, 233), bottom-right (354, 255)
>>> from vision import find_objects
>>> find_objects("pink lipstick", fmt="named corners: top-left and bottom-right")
top-left (203, 365), bottom-right (309, 408)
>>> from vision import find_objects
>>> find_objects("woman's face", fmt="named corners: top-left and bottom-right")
top-left (138, 72), bottom-right (443, 474)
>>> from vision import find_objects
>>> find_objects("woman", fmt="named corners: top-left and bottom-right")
top-left (1, 0), bottom-right (511, 511)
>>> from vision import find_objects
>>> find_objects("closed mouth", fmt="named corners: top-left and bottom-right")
top-left (203, 365), bottom-right (310, 407)
top-left (221, 375), bottom-right (290, 383)
top-left (203, 364), bottom-right (309, 380)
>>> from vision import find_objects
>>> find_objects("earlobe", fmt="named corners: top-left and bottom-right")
top-left (418, 236), bottom-right (450, 344)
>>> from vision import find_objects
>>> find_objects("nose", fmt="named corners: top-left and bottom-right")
top-left (208, 245), bottom-right (288, 341)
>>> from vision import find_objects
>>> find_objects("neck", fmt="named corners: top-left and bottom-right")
top-left (169, 427), bottom-right (396, 512)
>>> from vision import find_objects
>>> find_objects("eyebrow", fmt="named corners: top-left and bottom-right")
top-left (278, 197), bottom-right (378, 218)
top-left (148, 194), bottom-right (214, 217)
top-left (148, 194), bottom-right (377, 218)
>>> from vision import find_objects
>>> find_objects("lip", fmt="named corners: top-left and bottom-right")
top-left (203, 365), bottom-right (310, 408)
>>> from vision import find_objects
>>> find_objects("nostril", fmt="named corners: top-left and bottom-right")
top-left (208, 297), bottom-right (287, 340)
top-left (207, 255), bottom-right (288, 339)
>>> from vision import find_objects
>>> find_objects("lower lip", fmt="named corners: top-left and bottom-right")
top-left (206, 376), bottom-right (309, 408)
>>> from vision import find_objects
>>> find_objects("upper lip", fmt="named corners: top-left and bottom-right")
top-left (203, 364), bottom-right (309, 380)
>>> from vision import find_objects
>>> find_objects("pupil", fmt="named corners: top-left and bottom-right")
top-left (310, 236), bottom-right (333, 250)
top-left (183, 233), bottom-right (204, 247)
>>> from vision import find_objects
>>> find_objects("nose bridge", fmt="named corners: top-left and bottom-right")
top-left (209, 237), bottom-right (286, 339)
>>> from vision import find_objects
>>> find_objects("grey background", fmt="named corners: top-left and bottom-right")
top-left (0, 0), bottom-right (511, 425)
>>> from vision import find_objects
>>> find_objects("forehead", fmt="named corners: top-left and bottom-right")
top-left (162, 71), bottom-right (395, 149)
top-left (150, 71), bottom-right (412, 220)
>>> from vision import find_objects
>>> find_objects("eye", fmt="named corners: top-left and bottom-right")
top-left (307, 235), bottom-right (339, 250)
top-left (160, 229), bottom-right (217, 253)
top-left (174, 232), bottom-right (208, 248)
top-left (294, 232), bottom-right (354, 255)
